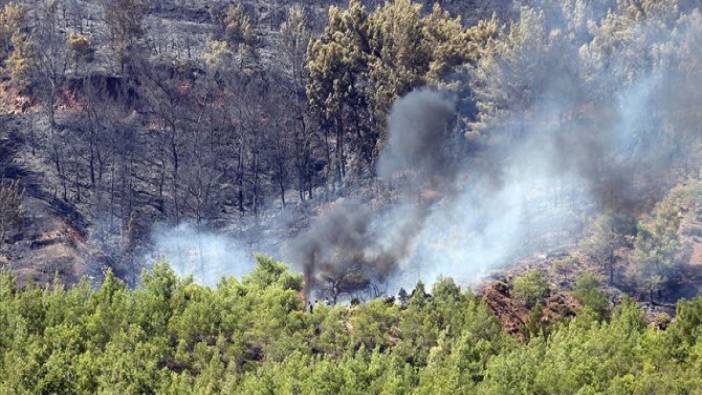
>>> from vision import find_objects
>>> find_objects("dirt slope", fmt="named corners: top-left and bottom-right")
top-left (0, 114), bottom-right (91, 286)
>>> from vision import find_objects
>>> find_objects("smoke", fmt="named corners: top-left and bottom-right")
top-left (289, 82), bottom-right (592, 300)
top-left (152, 4), bottom-right (702, 300)
top-left (291, 89), bottom-right (456, 299)
top-left (377, 89), bottom-right (459, 188)
top-left (291, 82), bottom-right (592, 300)
top-left (149, 222), bottom-right (256, 285)
top-left (292, 4), bottom-right (702, 299)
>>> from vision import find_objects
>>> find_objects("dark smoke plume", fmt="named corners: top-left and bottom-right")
top-left (289, 200), bottom-right (372, 300)
top-left (377, 89), bottom-right (458, 188)
top-left (291, 89), bottom-right (456, 301)
top-left (159, 4), bottom-right (702, 299)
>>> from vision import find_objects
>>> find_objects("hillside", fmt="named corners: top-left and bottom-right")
top-left (3, 0), bottom-right (702, 375)
top-left (5, 0), bottom-right (702, 392)
top-left (0, 0), bottom-right (513, 288)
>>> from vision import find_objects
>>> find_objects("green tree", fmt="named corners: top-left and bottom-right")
top-left (525, 302), bottom-right (546, 339)
top-left (572, 272), bottom-right (609, 320)
top-left (244, 254), bottom-right (303, 291)
top-left (632, 182), bottom-right (702, 294)
top-left (469, 5), bottom-right (585, 142)
top-left (366, 0), bottom-right (430, 124)
top-left (306, 0), bottom-right (369, 184)
top-left (584, 211), bottom-right (636, 285)
top-left (512, 269), bottom-right (549, 308)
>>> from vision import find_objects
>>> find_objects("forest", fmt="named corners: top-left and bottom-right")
top-left (3, 0), bottom-right (702, 392)
top-left (2, 259), bottom-right (702, 393)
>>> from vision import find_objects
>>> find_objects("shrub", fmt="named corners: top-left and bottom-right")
top-left (512, 269), bottom-right (549, 307)
top-left (572, 272), bottom-right (609, 319)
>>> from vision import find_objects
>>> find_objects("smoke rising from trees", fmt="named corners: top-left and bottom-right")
top-left (79, 1), bottom-right (702, 302)
top-left (377, 89), bottom-right (458, 187)
top-left (291, 89), bottom-right (457, 300)
top-left (291, 3), bottom-right (702, 299)
top-left (150, 222), bottom-right (256, 285)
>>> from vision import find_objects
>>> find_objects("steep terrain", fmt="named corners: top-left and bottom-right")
top-left (0, 0), bottom-right (510, 286)
top-left (0, 114), bottom-right (89, 285)
top-left (2, 0), bottom-right (702, 336)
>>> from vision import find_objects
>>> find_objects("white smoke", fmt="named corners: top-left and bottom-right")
top-left (386, 148), bottom-right (592, 291)
top-left (150, 4), bottom-right (702, 297)
top-left (150, 222), bottom-right (256, 285)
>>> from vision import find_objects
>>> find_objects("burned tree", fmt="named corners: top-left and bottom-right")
top-left (319, 261), bottom-right (371, 305)
top-left (101, 0), bottom-right (148, 74)
top-left (0, 179), bottom-right (24, 251)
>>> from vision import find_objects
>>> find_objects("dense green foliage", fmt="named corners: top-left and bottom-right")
top-left (630, 181), bottom-right (702, 297)
top-left (2, 256), bottom-right (702, 394)
top-left (512, 269), bottom-right (549, 308)
top-left (572, 272), bottom-right (610, 320)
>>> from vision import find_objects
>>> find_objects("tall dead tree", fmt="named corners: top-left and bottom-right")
top-left (0, 179), bottom-right (24, 251)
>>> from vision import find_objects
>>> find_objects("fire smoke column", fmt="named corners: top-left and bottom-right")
top-left (289, 88), bottom-right (458, 300)
top-left (289, 200), bottom-right (373, 301)
top-left (150, 222), bottom-right (255, 285)
top-left (377, 88), bottom-right (457, 188)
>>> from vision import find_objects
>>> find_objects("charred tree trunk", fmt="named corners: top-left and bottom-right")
top-left (170, 123), bottom-right (180, 224)
top-left (237, 141), bottom-right (246, 214)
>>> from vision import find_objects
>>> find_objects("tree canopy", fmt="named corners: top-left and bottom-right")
top-left (1, 258), bottom-right (702, 393)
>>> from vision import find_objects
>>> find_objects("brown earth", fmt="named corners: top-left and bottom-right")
top-left (480, 276), bottom-right (579, 339)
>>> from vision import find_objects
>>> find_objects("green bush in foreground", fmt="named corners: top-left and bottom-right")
top-left (2, 256), bottom-right (702, 394)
